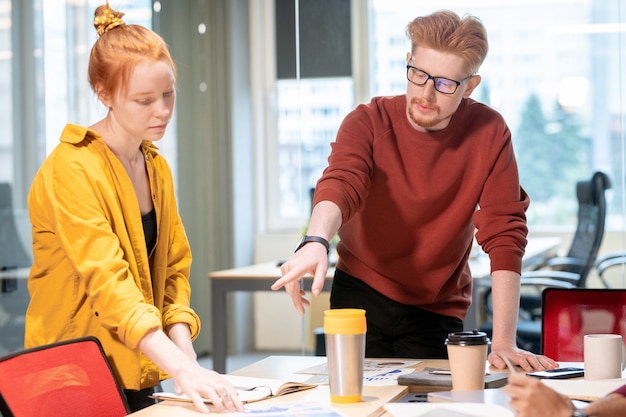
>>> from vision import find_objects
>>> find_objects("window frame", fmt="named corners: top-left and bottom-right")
top-left (252, 0), bottom-right (370, 232)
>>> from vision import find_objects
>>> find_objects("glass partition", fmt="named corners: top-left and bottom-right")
top-left (0, 0), bottom-right (13, 184)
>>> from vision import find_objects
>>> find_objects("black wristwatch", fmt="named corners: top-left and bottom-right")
top-left (294, 235), bottom-right (330, 254)
top-left (571, 409), bottom-right (589, 417)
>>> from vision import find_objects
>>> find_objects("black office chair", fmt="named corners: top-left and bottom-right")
top-left (517, 171), bottom-right (611, 310)
top-left (0, 183), bottom-right (31, 270)
top-left (594, 252), bottom-right (626, 288)
top-left (0, 183), bottom-right (32, 295)
top-left (480, 171), bottom-right (611, 353)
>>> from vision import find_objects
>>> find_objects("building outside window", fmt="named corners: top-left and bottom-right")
top-left (267, 0), bottom-right (625, 235)
top-left (0, 0), bottom-right (176, 191)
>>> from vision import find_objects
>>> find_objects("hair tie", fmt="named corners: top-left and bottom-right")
top-left (93, 2), bottom-right (126, 36)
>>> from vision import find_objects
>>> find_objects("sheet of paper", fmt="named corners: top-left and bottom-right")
top-left (229, 401), bottom-right (348, 416)
top-left (296, 359), bottom-right (421, 386)
top-left (383, 402), bottom-right (514, 417)
top-left (364, 367), bottom-right (416, 385)
top-left (297, 359), bottom-right (420, 375)
top-left (362, 359), bottom-right (422, 377)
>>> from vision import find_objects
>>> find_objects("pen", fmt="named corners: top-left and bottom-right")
top-left (502, 354), bottom-right (519, 374)
top-left (429, 370), bottom-right (491, 376)
top-left (429, 370), bottom-right (452, 375)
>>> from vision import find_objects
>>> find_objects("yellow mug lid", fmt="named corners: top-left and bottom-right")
top-left (323, 308), bottom-right (366, 334)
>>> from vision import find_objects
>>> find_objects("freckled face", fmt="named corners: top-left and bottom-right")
top-left (406, 47), bottom-right (479, 132)
top-left (108, 59), bottom-right (176, 142)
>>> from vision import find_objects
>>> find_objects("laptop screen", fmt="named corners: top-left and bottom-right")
top-left (541, 288), bottom-right (626, 361)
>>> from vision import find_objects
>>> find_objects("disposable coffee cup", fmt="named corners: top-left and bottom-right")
top-left (445, 330), bottom-right (490, 391)
top-left (324, 308), bottom-right (367, 403)
top-left (584, 334), bottom-right (624, 380)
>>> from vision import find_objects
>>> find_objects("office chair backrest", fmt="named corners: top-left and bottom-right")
top-left (541, 288), bottom-right (626, 361)
top-left (0, 336), bottom-right (129, 417)
top-left (0, 183), bottom-right (31, 269)
top-left (563, 171), bottom-right (611, 286)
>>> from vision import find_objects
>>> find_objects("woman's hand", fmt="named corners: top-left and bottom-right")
top-left (138, 328), bottom-right (245, 414)
top-left (170, 363), bottom-right (244, 414)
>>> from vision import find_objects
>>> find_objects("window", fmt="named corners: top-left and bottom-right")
top-left (0, 0), bottom-right (176, 199)
top-left (0, 0), bottom-right (12, 184)
top-left (274, 78), bottom-right (354, 221)
top-left (42, 1), bottom-right (177, 170)
top-left (260, 0), bottom-right (626, 235)
top-left (266, 0), bottom-right (354, 230)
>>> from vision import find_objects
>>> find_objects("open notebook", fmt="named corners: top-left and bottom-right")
top-left (151, 374), bottom-right (317, 404)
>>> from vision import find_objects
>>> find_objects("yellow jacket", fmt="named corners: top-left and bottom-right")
top-left (25, 124), bottom-right (200, 390)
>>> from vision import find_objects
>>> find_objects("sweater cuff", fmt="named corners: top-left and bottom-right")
top-left (489, 249), bottom-right (523, 275)
top-left (612, 384), bottom-right (626, 397)
top-left (120, 304), bottom-right (163, 349)
top-left (163, 305), bottom-right (201, 341)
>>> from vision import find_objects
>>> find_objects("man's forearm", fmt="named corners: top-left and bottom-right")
top-left (584, 393), bottom-right (626, 417)
top-left (490, 270), bottom-right (521, 347)
top-left (307, 200), bottom-right (342, 240)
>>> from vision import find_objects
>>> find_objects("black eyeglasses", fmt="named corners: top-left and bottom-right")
top-left (406, 65), bottom-right (471, 95)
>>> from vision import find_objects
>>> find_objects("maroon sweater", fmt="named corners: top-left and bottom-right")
top-left (314, 95), bottom-right (529, 320)
top-left (614, 384), bottom-right (626, 397)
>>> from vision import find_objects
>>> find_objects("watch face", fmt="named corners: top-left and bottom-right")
top-left (294, 236), bottom-right (306, 253)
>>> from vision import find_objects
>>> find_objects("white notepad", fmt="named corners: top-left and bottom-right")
top-left (542, 378), bottom-right (626, 401)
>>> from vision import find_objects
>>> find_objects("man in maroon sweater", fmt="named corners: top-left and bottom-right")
top-left (506, 373), bottom-right (626, 416)
top-left (272, 10), bottom-right (556, 371)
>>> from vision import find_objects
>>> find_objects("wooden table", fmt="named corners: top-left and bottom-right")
top-left (229, 355), bottom-right (411, 417)
top-left (128, 356), bottom-right (612, 417)
top-left (209, 237), bottom-right (561, 373)
top-left (127, 356), bottom-right (455, 417)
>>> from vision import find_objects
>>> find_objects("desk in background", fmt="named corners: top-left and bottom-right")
top-left (209, 237), bottom-right (561, 373)
top-left (0, 267), bottom-right (30, 293)
top-left (209, 264), bottom-right (334, 374)
top-left (0, 267), bottom-right (30, 280)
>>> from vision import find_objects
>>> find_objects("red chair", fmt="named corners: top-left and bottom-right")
top-left (541, 288), bottom-right (626, 361)
top-left (0, 336), bottom-right (129, 417)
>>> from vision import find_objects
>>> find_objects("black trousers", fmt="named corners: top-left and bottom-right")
top-left (330, 269), bottom-right (463, 359)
